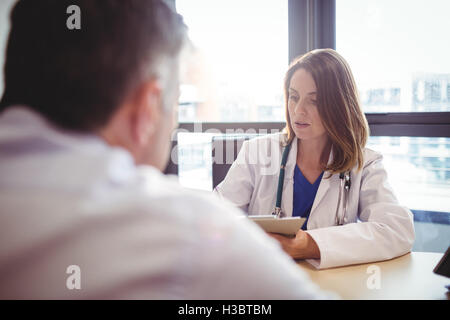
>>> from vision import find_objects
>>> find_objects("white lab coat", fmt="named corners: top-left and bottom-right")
top-left (215, 133), bottom-right (415, 269)
top-left (0, 106), bottom-right (332, 299)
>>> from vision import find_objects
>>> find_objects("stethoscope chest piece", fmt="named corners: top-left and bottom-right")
top-left (335, 171), bottom-right (351, 225)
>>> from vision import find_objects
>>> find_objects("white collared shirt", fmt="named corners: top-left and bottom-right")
top-left (0, 106), bottom-right (331, 299)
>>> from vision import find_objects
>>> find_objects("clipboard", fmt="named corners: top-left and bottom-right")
top-left (248, 215), bottom-right (306, 236)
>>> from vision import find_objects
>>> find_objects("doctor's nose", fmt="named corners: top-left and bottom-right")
top-left (293, 100), bottom-right (307, 116)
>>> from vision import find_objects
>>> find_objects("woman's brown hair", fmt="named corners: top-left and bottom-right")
top-left (284, 48), bottom-right (369, 174)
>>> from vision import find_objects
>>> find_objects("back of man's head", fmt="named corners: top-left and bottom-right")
top-left (0, 0), bottom-right (186, 132)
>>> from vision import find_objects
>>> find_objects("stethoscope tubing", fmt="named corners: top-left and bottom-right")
top-left (274, 141), bottom-right (292, 218)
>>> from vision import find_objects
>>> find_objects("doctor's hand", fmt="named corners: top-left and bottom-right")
top-left (268, 230), bottom-right (321, 260)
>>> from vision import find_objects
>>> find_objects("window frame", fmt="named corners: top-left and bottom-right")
top-left (167, 0), bottom-right (450, 176)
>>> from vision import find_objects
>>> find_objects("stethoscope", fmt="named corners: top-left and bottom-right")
top-left (272, 140), bottom-right (351, 226)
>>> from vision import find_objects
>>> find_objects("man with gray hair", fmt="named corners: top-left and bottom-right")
top-left (0, 0), bottom-right (330, 299)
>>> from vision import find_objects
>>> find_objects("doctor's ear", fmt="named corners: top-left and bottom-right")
top-left (129, 79), bottom-right (163, 146)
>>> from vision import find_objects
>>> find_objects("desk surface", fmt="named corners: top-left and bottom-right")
top-left (297, 252), bottom-right (449, 300)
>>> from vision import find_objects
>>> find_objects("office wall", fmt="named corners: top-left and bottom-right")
top-left (0, 0), bottom-right (16, 97)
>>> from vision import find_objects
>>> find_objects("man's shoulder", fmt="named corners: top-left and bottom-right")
top-left (125, 165), bottom-right (245, 223)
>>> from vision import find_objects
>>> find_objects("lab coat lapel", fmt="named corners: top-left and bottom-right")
top-left (281, 137), bottom-right (297, 217)
top-left (310, 149), bottom-right (335, 215)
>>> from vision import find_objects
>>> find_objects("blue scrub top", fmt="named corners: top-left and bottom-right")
top-left (292, 165), bottom-right (324, 230)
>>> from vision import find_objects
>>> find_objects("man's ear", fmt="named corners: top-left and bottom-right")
top-left (130, 79), bottom-right (163, 146)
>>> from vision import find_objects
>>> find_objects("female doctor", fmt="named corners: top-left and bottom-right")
top-left (215, 49), bottom-right (415, 269)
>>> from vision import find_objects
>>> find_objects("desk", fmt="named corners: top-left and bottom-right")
top-left (297, 252), bottom-right (449, 299)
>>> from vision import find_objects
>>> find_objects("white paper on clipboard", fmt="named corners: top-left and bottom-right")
top-left (248, 215), bottom-right (306, 236)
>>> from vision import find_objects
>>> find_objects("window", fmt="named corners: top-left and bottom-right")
top-left (367, 137), bottom-right (450, 213)
top-left (175, 0), bottom-right (288, 190)
top-left (336, 0), bottom-right (450, 217)
top-left (178, 132), bottom-right (217, 191)
top-left (176, 0), bottom-right (288, 122)
top-left (337, 0), bottom-right (450, 253)
top-left (336, 0), bottom-right (450, 113)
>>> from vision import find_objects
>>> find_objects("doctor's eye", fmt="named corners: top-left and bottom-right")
top-left (288, 95), bottom-right (299, 103)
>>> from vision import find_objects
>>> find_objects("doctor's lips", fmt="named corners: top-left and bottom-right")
top-left (294, 121), bottom-right (311, 129)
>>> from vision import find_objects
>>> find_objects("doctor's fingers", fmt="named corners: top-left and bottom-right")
top-left (267, 233), bottom-right (303, 259)
top-left (267, 232), bottom-right (292, 247)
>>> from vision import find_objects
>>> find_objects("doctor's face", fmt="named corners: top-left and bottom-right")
top-left (287, 68), bottom-right (327, 142)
